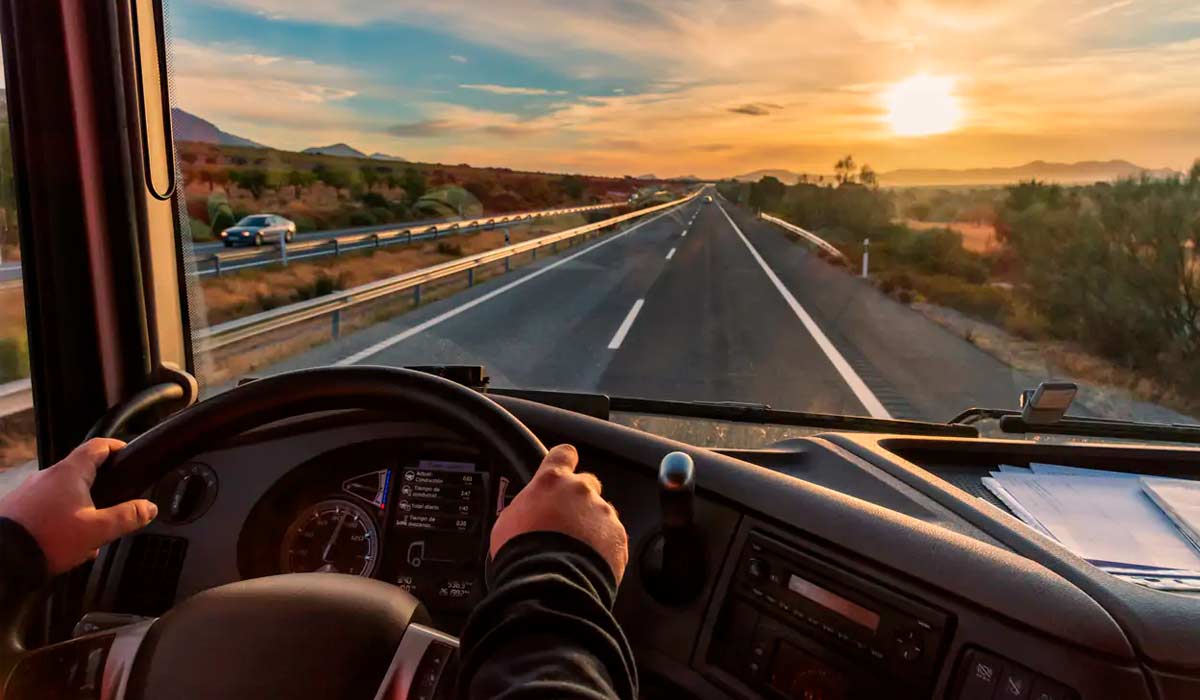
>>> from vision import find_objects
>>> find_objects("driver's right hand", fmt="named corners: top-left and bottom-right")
top-left (489, 444), bottom-right (629, 584)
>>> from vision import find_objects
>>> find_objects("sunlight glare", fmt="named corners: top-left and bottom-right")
top-left (883, 74), bottom-right (963, 137)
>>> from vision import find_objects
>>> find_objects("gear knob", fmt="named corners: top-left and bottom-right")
top-left (658, 451), bottom-right (695, 530)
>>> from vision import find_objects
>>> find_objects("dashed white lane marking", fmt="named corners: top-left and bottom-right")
top-left (338, 206), bottom-right (682, 365)
top-left (715, 202), bottom-right (892, 419)
top-left (665, 247), bottom-right (676, 260)
top-left (607, 299), bottom-right (645, 350)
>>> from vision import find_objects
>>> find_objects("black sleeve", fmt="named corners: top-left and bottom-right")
top-left (0, 517), bottom-right (48, 608)
top-left (456, 531), bottom-right (637, 700)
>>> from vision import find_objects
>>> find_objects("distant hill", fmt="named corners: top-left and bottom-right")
top-left (635, 173), bottom-right (658, 180)
top-left (370, 152), bottom-right (408, 162)
top-left (171, 108), bottom-right (265, 148)
top-left (733, 161), bottom-right (1181, 187)
top-left (733, 169), bottom-right (811, 185)
top-left (302, 143), bottom-right (368, 158)
top-left (879, 160), bottom-right (1181, 187)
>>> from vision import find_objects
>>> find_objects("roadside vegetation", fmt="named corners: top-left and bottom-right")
top-left (178, 142), bottom-right (657, 241)
top-left (720, 158), bottom-right (1200, 415)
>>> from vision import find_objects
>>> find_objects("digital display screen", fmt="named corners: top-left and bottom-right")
top-left (382, 460), bottom-right (487, 609)
top-left (787, 574), bottom-right (881, 632)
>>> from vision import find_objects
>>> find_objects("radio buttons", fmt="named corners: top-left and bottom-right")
top-left (895, 629), bottom-right (924, 663)
top-left (747, 557), bottom-right (769, 580)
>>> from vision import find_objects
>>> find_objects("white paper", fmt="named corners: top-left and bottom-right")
top-left (988, 472), bottom-right (1200, 571)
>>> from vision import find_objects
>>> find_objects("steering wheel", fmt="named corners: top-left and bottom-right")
top-left (2, 366), bottom-right (547, 699)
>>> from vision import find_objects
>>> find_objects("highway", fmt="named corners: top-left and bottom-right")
top-left (258, 189), bottom-right (1034, 422)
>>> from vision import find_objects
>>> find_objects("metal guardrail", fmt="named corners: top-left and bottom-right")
top-left (759, 213), bottom-right (847, 261)
top-left (197, 202), bottom-right (622, 275)
top-left (195, 192), bottom-right (698, 354)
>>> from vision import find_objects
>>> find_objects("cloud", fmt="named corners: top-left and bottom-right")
top-left (1068, 0), bottom-right (1134, 24)
top-left (385, 119), bottom-right (457, 137)
top-left (458, 83), bottom-right (567, 96)
top-left (728, 102), bottom-right (783, 116)
top-left (449, 54), bottom-right (468, 63)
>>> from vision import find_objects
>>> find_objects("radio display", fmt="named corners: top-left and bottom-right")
top-left (787, 573), bottom-right (881, 632)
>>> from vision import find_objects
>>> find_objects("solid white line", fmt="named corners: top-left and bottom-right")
top-left (715, 203), bottom-right (892, 419)
top-left (665, 247), bottom-right (676, 260)
top-left (337, 207), bottom-right (681, 365)
top-left (681, 229), bottom-right (688, 237)
top-left (607, 299), bottom-right (645, 350)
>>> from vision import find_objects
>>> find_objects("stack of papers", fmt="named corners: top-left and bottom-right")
top-left (981, 463), bottom-right (1200, 591)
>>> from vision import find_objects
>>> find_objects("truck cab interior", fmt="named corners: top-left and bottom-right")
top-left (0, 2), bottom-right (1199, 699)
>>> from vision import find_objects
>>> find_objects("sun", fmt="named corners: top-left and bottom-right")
top-left (883, 74), bottom-right (963, 137)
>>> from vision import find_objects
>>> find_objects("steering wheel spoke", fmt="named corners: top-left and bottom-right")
top-left (375, 623), bottom-right (459, 700)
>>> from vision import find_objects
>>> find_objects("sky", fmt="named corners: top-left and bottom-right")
top-left (165, 0), bottom-right (1200, 178)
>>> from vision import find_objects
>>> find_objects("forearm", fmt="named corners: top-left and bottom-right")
top-left (456, 531), bottom-right (638, 700)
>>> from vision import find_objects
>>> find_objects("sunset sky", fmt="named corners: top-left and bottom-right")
top-left (167, 0), bottom-right (1200, 178)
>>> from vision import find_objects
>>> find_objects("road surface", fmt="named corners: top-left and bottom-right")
top-left (257, 191), bottom-right (1037, 422)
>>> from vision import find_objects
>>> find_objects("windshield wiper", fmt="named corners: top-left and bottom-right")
top-left (950, 407), bottom-right (1200, 445)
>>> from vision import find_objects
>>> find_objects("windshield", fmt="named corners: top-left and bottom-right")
top-left (167, 1), bottom-right (1200, 434)
top-left (235, 216), bottom-right (271, 227)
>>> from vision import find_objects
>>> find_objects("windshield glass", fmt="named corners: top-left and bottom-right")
top-left (236, 216), bottom-right (271, 227)
top-left (167, 1), bottom-right (1200, 432)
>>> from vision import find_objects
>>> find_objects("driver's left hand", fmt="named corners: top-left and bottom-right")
top-left (0, 438), bottom-right (158, 574)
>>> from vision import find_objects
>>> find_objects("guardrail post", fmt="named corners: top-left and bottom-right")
top-left (532, 247), bottom-right (537, 261)
top-left (505, 256), bottom-right (510, 273)
top-left (414, 284), bottom-right (421, 305)
top-left (333, 239), bottom-right (341, 256)
top-left (861, 238), bottom-right (870, 278)
top-left (373, 234), bottom-right (381, 249)
top-left (468, 268), bottom-right (475, 287)
top-left (407, 230), bottom-right (413, 244)
top-left (280, 232), bottom-right (288, 266)
top-left (331, 309), bottom-right (341, 339)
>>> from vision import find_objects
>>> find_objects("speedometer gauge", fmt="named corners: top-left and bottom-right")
top-left (280, 499), bottom-right (379, 577)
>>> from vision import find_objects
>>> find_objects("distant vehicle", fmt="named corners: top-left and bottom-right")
top-left (220, 214), bottom-right (297, 248)
top-left (703, 195), bottom-right (713, 203)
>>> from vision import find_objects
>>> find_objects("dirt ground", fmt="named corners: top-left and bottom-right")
top-left (905, 219), bottom-right (998, 254)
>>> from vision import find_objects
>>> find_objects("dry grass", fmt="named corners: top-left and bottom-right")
top-left (905, 219), bottom-right (998, 254)
top-left (200, 215), bottom-right (584, 325)
top-left (0, 286), bottom-right (26, 341)
top-left (0, 434), bottom-right (35, 471)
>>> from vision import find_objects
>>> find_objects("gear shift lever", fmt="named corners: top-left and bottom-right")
top-left (641, 451), bottom-right (705, 606)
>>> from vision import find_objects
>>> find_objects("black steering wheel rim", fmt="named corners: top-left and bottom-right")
top-left (93, 365), bottom-right (547, 508)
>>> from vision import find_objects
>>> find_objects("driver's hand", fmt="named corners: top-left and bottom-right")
top-left (490, 444), bottom-right (629, 584)
top-left (0, 438), bottom-right (158, 574)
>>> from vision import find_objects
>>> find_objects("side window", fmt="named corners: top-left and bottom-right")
top-left (0, 58), bottom-right (38, 495)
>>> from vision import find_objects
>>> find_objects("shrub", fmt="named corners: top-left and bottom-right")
top-left (0, 335), bottom-right (29, 382)
top-left (912, 274), bottom-right (1009, 324)
top-left (1004, 299), bottom-right (1051, 340)
top-left (188, 218), bottom-right (214, 241)
top-left (436, 241), bottom-right (464, 256)
top-left (348, 211), bottom-right (377, 226)
top-left (360, 191), bottom-right (389, 208)
top-left (295, 272), bottom-right (346, 301)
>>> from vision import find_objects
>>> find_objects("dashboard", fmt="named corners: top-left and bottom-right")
top-left (86, 397), bottom-right (1200, 700)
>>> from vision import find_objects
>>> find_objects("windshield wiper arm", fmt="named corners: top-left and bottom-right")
top-left (950, 407), bottom-right (1200, 445)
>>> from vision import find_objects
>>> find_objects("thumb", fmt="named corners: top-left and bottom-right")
top-left (81, 499), bottom-right (159, 548)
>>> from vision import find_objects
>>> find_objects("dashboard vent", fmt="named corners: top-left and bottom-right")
top-left (114, 534), bottom-right (188, 616)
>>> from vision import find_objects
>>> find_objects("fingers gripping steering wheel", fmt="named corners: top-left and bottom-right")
top-left (3, 366), bottom-right (547, 699)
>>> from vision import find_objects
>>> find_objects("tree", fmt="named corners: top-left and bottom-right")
top-left (229, 169), bottom-right (269, 198)
top-left (859, 164), bottom-right (878, 188)
top-left (401, 167), bottom-right (426, 203)
top-left (360, 167), bottom-right (379, 191)
top-left (834, 155), bottom-right (857, 185)
top-left (286, 169), bottom-right (316, 195)
top-left (558, 174), bottom-right (586, 200)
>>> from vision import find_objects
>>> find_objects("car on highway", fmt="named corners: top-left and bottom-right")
top-left (219, 214), bottom-right (296, 248)
top-left (703, 195), bottom-right (713, 203)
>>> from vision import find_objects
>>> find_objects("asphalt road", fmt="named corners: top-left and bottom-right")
top-left (256, 188), bottom-right (1037, 422)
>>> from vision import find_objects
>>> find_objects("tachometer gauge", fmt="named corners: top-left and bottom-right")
top-left (280, 499), bottom-right (379, 577)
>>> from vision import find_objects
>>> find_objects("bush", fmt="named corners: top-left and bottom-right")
top-left (290, 214), bottom-right (318, 233)
top-left (360, 191), bottom-right (389, 208)
top-left (295, 272), bottom-right (346, 301)
top-left (1004, 299), bottom-right (1051, 340)
top-left (188, 218), bottom-right (214, 241)
top-left (348, 211), bottom-right (377, 226)
top-left (254, 292), bottom-right (288, 311)
top-left (0, 335), bottom-right (29, 382)
top-left (207, 192), bottom-right (235, 234)
top-left (913, 274), bottom-right (1009, 324)
top-left (436, 241), bottom-right (464, 256)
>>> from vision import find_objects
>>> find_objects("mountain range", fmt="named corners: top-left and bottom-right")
top-left (171, 110), bottom-right (406, 161)
top-left (171, 108), bottom-right (265, 149)
top-left (734, 160), bottom-right (1182, 187)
